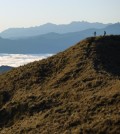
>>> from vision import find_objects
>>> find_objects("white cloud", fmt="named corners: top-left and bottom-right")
top-left (0, 54), bottom-right (53, 67)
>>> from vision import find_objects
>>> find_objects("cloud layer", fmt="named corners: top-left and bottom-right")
top-left (0, 54), bottom-right (53, 67)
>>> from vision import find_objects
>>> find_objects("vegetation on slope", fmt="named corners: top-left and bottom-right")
top-left (0, 35), bottom-right (120, 134)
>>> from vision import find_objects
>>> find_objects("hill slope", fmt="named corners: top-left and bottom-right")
top-left (0, 35), bottom-right (120, 133)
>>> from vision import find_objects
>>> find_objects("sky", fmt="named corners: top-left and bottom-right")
top-left (0, 0), bottom-right (120, 32)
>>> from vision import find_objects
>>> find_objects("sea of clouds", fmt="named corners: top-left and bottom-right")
top-left (0, 53), bottom-right (53, 67)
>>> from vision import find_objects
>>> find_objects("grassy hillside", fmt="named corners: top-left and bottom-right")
top-left (0, 35), bottom-right (120, 134)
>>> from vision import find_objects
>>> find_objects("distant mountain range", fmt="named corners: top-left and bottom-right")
top-left (0, 21), bottom-right (109, 39)
top-left (0, 22), bottom-right (120, 54)
top-left (0, 66), bottom-right (13, 74)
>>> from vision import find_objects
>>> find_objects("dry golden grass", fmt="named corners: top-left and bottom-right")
top-left (0, 35), bottom-right (120, 134)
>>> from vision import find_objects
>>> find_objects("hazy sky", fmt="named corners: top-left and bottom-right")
top-left (0, 0), bottom-right (120, 32)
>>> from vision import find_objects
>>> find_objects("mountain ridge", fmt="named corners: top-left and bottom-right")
top-left (0, 21), bottom-right (109, 39)
top-left (0, 35), bottom-right (120, 133)
top-left (0, 23), bottom-right (120, 54)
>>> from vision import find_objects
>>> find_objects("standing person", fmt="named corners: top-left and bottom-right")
top-left (94, 31), bottom-right (96, 37)
top-left (104, 31), bottom-right (106, 36)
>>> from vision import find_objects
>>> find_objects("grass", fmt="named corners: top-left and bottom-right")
top-left (0, 35), bottom-right (120, 133)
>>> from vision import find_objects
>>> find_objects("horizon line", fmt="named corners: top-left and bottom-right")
top-left (0, 20), bottom-right (118, 33)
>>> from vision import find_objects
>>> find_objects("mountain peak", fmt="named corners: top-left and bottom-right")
top-left (42, 22), bottom-right (56, 26)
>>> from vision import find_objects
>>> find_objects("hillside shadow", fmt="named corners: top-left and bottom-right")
top-left (94, 36), bottom-right (120, 76)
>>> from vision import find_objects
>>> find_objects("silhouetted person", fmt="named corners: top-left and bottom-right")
top-left (104, 31), bottom-right (106, 36)
top-left (94, 31), bottom-right (96, 37)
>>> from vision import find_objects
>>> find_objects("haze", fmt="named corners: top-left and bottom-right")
top-left (0, 54), bottom-right (52, 67)
top-left (0, 0), bottom-right (120, 32)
